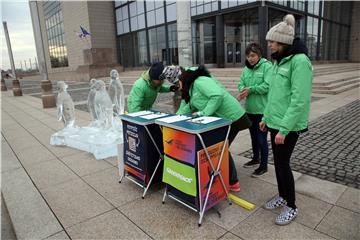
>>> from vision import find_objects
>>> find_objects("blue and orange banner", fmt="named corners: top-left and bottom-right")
top-left (198, 141), bottom-right (229, 211)
top-left (163, 127), bottom-right (196, 165)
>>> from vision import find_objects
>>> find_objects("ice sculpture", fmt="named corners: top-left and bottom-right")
top-left (108, 69), bottom-right (125, 115)
top-left (88, 78), bottom-right (97, 121)
top-left (56, 81), bottom-right (75, 127)
top-left (50, 79), bottom-right (124, 160)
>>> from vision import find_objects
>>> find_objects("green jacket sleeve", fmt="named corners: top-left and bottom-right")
top-left (127, 84), bottom-right (145, 113)
top-left (159, 84), bottom-right (171, 93)
top-left (176, 100), bottom-right (192, 115)
top-left (197, 78), bottom-right (224, 116)
top-left (249, 63), bottom-right (271, 95)
top-left (279, 58), bottom-right (312, 136)
top-left (238, 71), bottom-right (246, 92)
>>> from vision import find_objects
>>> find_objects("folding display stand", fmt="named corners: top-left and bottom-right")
top-left (155, 117), bottom-right (232, 226)
top-left (119, 111), bottom-right (168, 199)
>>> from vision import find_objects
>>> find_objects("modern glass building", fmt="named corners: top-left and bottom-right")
top-left (115, 0), bottom-right (355, 68)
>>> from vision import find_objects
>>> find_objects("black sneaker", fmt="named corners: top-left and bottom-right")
top-left (251, 167), bottom-right (267, 177)
top-left (243, 159), bottom-right (259, 168)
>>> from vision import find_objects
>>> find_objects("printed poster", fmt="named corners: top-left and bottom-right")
top-left (197, 141), bottom-right (229, 211)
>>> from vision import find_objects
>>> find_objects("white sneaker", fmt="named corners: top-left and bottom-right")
top-left (275, 206), bottom-right (298, 225)
top-left (264, 196), bottom-right (287, 210)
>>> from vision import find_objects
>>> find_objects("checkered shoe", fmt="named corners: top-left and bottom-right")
top-left (264, 196), bottom-right (287, 210)
top-left (275, 206), bottom-right (298, 225)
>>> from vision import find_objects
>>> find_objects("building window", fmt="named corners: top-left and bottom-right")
top-left (132, 30), bottom-right (148, 66)
top-left (116, 5), bottom-right (130, 35)
top-left (129, 1), bottom-right (145, 31)
top-left (191, 0), bottom-right (218, 16)
top-left (289, 1), bottom-right (305, 11)
top-left (118, 34), bottom-right (133, 67)
top-left (146, 1), bottom-right (164, 27)
top-left (306, 16), bottom-right (318, 60)
top-left (167, 23), bottom-right (178, 65)
top-left (114, 0), bottom-right (127, 8)
top-left (268, 0), bottom-right (287, 7)
top-left (307, 0), bottom-right (320, 15)
top-left (43, 1), bottom-right (68, 68)
top-left (148, 26), bottom-right (166, 63)
top-left (166, 1), bottom-right (177, 23)
top-left (220, 0), bottom-right (256, 10)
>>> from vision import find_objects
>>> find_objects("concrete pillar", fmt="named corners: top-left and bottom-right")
top-left (1, 70), bottom-right (7, 91)
top-left (177, 1), bottom-right (193, 67)
top-left (29, 1), bottom-right (56, 108)
top-left (258, 2), bottom-right (268, 58)
top-left (349, 1), bottom-right (360, 62)
top-left (216, 15), bottom-right (225, 68)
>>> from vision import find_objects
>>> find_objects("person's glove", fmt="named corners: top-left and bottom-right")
top-left (192, 111), bottom-right (203, 117)
top-left (170, 85), bottom-right (180, 92)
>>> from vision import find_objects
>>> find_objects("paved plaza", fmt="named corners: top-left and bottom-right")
top-left (1, 63), bottom-right (359, 239)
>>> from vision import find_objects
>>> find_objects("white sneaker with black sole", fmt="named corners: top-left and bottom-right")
top-left (264, 196), bottom-right (287, 210)
top-left (275, 206), bottom-right (298, 225)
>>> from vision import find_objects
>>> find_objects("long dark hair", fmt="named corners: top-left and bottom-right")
top-left (179, 65), bottom-right (211, 103)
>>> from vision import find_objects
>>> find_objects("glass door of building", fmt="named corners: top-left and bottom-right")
top-left (225, 24), bottom-right (243, 67)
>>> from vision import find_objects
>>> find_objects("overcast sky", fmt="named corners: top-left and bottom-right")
top-left (1, 0), bottom-right (37, 71)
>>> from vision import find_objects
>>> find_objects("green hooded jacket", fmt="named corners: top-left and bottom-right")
top-left (176, 75), bottom-right (246, 121)
top-left (263, 53), bottom-right (313, 136)
top-left (127, 70), bottom-right (171, 113)
top-left (238, 58), bottom-right (272, 114)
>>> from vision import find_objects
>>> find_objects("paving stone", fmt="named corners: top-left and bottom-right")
top-left (316, 206), bottom-right (360, 240)
top-left (66, 209), bottom-right (150, 239)
top-left (230, 208), bottom-right (334, 240)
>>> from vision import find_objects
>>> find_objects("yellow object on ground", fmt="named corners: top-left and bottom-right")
top-left (229, 193), bottom-right (256, 210)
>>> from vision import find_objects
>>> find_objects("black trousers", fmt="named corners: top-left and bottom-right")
top-left (269, 128), bottom-right (299, 209)
top-left (229, 114), bottom-right (252, 185)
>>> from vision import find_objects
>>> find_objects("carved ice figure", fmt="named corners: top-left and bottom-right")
top-left (108, 69), bottom-right (125, 115)
top-left (56, 81), bottom-right (75, 127)
top-left (93, 79), bottom-right (113, 129)
top-left (88, 78), bottom-right (97, 120)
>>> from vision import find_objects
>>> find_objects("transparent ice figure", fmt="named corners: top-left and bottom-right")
top-left (56, 81), bottom-right (75, 127)
top-left (88, 78), bottom-right (97, 121)
top-left (93, 79), bottom-right (113, 129)
top-left (108, 69), bottom-right (125, 116)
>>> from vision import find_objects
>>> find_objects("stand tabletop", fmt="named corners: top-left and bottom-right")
top-left (119, 110), bottom-right (170, 126)
top-left (156, 116), bottom-right (232, 134)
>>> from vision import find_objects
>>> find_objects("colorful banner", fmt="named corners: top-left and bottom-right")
top-left (163, 127), bottom-right (196, 165)
top-left (163, 156), bottom-right (197, 197)
top-left (198, 141), bottom-right (229, 211)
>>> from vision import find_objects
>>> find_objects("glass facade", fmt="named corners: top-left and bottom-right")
top-left (115, 0), bottom-right (178, 67)
top-left (43, 0), bottom-right (68, 68)
top-left (114, 1), bottom-right (354, 68)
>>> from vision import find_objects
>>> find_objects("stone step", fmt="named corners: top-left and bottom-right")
top-left (312, 81), bottom-right (360, 95)
top-left (312, 78), bottom-right (360, 90)
top-left (313, 75), bottom-right (360, 86)
top-left (314, 67), bottom-right (360, 76)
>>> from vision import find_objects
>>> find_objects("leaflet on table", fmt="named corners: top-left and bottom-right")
top-left (156, 115), bottom-right (192, 123)
top-left (187, 116), bottom-right (222, 124)
top-left (139, 112), bottom-right (169, 120)
top-left (126, 110), bottom-right (153, 117)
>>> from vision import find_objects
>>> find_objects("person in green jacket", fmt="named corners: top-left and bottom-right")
top-left (238, 42), bottom-right (272, 177)
top-left (127, 62), bottom-right (179, 113)
top-left (260, 14), bottom-right (313, 226)
top-left (177, 65), bottom-right (251, 192)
